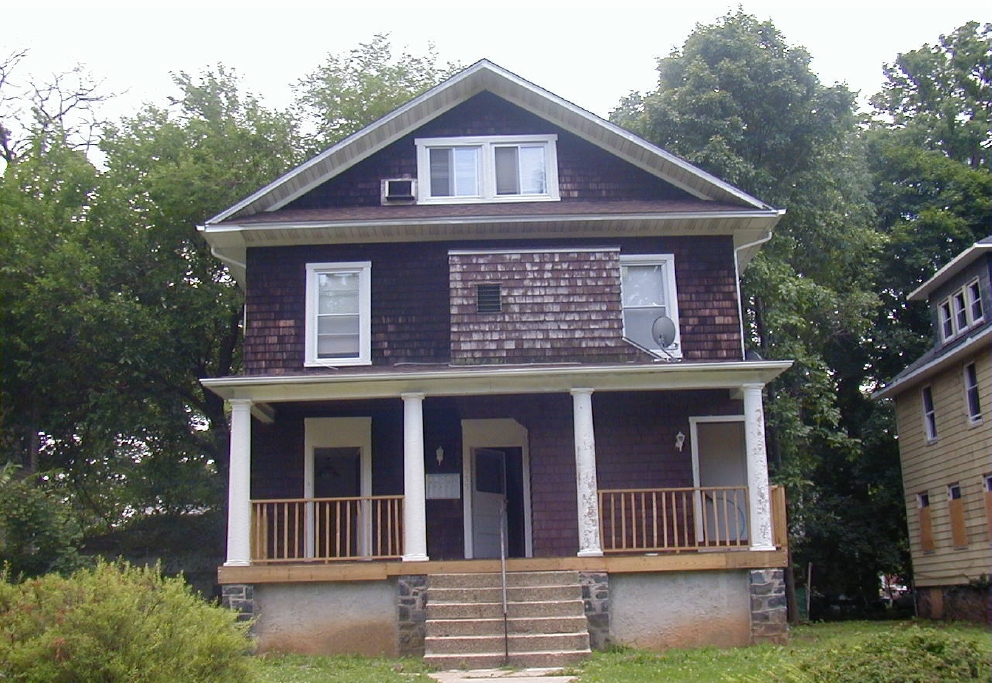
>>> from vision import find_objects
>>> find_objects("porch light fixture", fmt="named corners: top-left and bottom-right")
top-left (674, 431), bottom-right (686, 452)
top-left (435, 446), bottom-right (444, 465)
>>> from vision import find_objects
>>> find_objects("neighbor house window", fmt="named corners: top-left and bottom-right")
top-left (938, 278), bottom-right (985, 342)
top-left (967, 279), bottom-right (984, 323)
top-left (964, 362), bottom-right (982, 423)
top-left (918, 492), bottom-right (934, 552)
top-left (921, 386), bottom-right (937, 441)
top-left (416, 135), bottom-right (559, 203)
top-left (620, 254), bottom-right (681, 358)
top-left (304, 262), bottom-right (372, 366)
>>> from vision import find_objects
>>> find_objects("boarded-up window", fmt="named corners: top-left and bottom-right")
top-left (948, 484), bottom-right (967, 548)
top-left (918, 492), bottom-right (935, 552)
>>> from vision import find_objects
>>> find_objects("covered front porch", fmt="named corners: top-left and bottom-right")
top-left (205, 360), bottom-right (792, 573)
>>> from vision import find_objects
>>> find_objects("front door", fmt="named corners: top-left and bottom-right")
top-left (692, 418), bottom-right (748, 544)
top-left (462, 419), bottom-right (532, 559)
top-left (472, 448), bottom-right (506, 558)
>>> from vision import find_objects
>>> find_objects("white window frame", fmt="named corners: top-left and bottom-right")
top-left (619, 254), bottom-right (682, 358)
top-left (304, 261), bottom-right (372, 367)
top-left (921, 385), bottom-right (937, 442)
top-left (938, 278), bottom-right (985, 342)
top-left (415, 134), bottom-right (560, 204)
top-left (964, 362), bottom-right (982, 424)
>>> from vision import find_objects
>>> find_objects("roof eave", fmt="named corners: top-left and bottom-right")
top-left (201, 360), bottom-right (794, 404)
top-left (873, 327), bottom-right (992, 399)
top-left (908, 241), bottom-right (992, 301)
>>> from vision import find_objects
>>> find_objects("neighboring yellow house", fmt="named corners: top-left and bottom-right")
top-left (875, 237), bottom-right (992, 622)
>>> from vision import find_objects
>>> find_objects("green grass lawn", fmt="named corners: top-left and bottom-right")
top-left (250, 621), bottom-right (992, 683)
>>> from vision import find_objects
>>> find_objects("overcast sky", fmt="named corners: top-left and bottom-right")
top-left (5, 1), bottom-right (989, 122)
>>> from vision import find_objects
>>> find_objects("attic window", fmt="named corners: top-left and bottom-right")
top-left (476, 284), bottom-right (502, 313)
top-left (415, 135), bottom-right (559, 204)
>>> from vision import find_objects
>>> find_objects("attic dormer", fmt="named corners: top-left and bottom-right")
top-left (909, 237), bottom-right (992, 349)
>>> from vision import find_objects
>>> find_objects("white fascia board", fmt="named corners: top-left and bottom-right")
top-left (873, 327), bottom-right (992, 400)
top-left (207, 208), bottom-right (784, 236)
top-left (201, 360), bottom-right (793, 404)
top-left (908, 242), bottom-right (992, 301)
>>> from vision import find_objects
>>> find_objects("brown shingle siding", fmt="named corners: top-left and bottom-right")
top-left (243, 236), bottom-right (742, 374)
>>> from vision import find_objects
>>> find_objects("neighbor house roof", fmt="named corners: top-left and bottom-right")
top-left (908, 236), bottom-right (992, 301)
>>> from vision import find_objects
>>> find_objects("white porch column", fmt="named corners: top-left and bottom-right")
top-left (571, 388), bottom-right (603, 557)
top-left (743, 383), bottom-right (775, 551)
top-left (225, 399), bottom-right (253, 567)
top-left (402, 392), bottom-right (429, 562)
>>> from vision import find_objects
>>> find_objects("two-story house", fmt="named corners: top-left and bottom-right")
top-left (875, 237), bottom-right (992, 624)
top-left (199, 60), bottom-right (792, 665)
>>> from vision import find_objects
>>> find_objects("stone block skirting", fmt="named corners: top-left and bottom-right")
top-left (221, 584), bottom-right (256, 623)
top-left (916, 584), bottom-right (991, 623)
top-left (749, 569), bottom-right (788, 644)
top-left (397, 575), bottom-right (428, 656)
top-left (579, 571), bottom-right (611, 650)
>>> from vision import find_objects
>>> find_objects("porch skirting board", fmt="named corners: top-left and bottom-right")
top-left (222, 565), bottom-right (788, 656)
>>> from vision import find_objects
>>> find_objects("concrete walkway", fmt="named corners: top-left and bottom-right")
top-left (429, 668), bottom-right (577, 683)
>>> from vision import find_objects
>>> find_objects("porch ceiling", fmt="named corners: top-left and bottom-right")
top-left (201, 360), bottom-right (793, 405)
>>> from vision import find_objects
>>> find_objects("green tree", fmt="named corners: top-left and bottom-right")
top-left (866, 22), bottom-right (992, 383)
top-left (612, 10), bottom-right (895, 602)
top-left (294, 33), bottom-right (459, 153)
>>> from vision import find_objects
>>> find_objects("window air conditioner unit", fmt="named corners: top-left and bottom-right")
top-left (381, 178), bottom-right (416, 204)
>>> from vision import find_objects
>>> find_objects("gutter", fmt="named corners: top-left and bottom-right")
top-left (733, 227), bottom-right (778, 359)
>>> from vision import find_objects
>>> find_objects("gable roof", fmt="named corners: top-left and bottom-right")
top-left (199, 59), bottom-right (784, 280)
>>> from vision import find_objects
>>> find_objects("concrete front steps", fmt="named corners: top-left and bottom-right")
top-left (424, 571), bottom-right (591, 669)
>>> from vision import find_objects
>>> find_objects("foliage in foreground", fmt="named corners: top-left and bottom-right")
top-left (744, 626), bottom-right (991, 683)
top-left (0, 561), bottom-right (255, 683)
top-left (573, 622), bottom-right (991, 683)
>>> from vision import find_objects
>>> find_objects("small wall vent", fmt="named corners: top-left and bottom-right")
top-left (476, 283), bottom-right (502, 313)
top-left (381, 178), bottom-right (416, 204)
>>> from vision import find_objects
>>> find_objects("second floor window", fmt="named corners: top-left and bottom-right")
top-left (416, 135), bottom-right (559, 203)
top-left (620, 254), bottom-right (682, 358)
top-left (304, 262), bottom-right (372, 367)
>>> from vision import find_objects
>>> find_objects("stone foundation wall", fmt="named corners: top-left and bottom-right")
top-left (579, 572), bottom-right (611, 650)
top-left (221, 584), bottom-right (255, 623)
top-left (397, 575), bottom-right (428, 656)
top-left (749, 569), bottom-right (787, 644)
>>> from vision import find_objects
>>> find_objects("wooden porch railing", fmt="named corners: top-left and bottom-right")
top-left (251, 496), bottom-right (403, 563)
top-left (599, 485), bottom-right (787, 553)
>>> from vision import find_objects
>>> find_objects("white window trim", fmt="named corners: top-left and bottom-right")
top-left (415, 134), bottom-right (560, 204)
top-left (921, 385), bottom-right (938, 443)
top-left (304, 261), bottom-right (372, 367)
top-left (963, 362), bottom-right (983, 424)
top-left (939, 278), bottom-right (985, 342)
top-left (620, 253), bottom-right (682, 359)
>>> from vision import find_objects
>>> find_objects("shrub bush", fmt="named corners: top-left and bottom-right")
top-left (0, 560), bottom-right (256, 683)
top-left (747, 625), bottom-right (990, 683)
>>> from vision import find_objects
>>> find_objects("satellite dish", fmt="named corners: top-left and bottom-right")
top-left (651, 316), bottom-right (677, 349)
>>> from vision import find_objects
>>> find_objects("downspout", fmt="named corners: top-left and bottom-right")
top-left (733, 227), bottom-right (776, 360)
